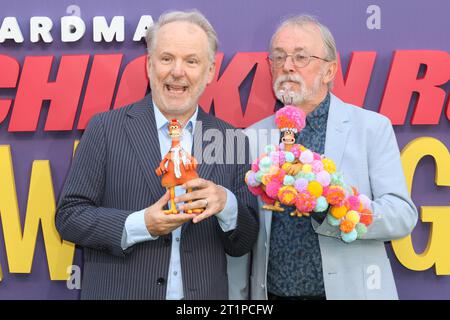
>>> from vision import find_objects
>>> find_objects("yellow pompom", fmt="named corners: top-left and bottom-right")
top-left (330, 205), bottom-right (347, 219)
top-left (300, 145), bottom-right (307, 151)
top-left (302, 164), bottom-right (312, 173)
top-left (268, 166), bottom-right (279, 175)
top-left (282, 163), bottom-right (292, 171)
top-left (307, 181), bottom-right (323, 197)
top-left (322, 158), bottom-right (336, 173)
top-left (346, 210), bottom-right (360, 224)
top-left (261, 174), bottom-right (271, 185)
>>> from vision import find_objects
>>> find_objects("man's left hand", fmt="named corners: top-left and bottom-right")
top-left (174, 178), bottom-right (227, 223)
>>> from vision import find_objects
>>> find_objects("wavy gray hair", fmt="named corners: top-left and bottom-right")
top-left (146, 10), bottom-right (218, 63)
top-left (270, 14), bottom-right (337, 61)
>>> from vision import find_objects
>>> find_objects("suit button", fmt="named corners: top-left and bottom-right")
top-left (157, 278), bottom-right (166, 286)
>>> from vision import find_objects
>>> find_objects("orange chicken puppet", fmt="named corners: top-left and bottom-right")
top-left (155, 119), bottom-right (203, 214)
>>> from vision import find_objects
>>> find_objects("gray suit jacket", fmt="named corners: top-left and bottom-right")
top-left (229, 93), bottom-right (418, 300)
top-left (55, 94), bottom-right (259, 300)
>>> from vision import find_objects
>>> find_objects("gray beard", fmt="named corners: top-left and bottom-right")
top-left (273, 73), bottom-right (323, 105)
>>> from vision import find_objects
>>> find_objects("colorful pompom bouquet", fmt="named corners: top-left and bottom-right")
top-left (245, 105), bottom-right (375, 243)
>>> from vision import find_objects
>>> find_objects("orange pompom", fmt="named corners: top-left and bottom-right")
top-left (359, 209), bottom-right (374, 226)
top-left (326, 186), bottom-right (346, 206)
top-left (330, 205), bottom-right (347, 219)
top-left (340, 220), bottom-right (356, 233)
top-left (278, 186), bottom-right (298, 206)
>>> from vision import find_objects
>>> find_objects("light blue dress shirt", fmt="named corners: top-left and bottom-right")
top-left (121, 102), bottom-right (238, 300)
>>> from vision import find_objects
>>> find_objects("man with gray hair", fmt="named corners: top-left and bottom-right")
top-left (247, 15), bottom-right (417, 300)
top-left (56, 10), bottom-right (258, 300)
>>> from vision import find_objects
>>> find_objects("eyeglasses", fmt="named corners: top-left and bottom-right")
top-left (268, 51), bottom-right (330, 68)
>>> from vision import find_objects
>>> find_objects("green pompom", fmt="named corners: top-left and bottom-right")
top-left (356, 223), bottom-right (368, 238)
top-left (265, 145), bottom-right (277, 154)
top-left (327, 214), bottom-right (340, 227)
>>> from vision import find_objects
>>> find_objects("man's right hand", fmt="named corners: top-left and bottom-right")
top-left (144, 191), bottom-right (196, 236)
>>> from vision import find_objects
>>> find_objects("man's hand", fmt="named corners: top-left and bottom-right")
top-left (144, 191), bottom-right (196, 236)
top-left (174, 178), bottom-right (228, 224)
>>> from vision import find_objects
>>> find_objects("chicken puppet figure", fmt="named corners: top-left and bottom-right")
top-left (155, 119), bottom-right (202, 215)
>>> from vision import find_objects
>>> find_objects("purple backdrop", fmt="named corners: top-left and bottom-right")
top-left (0, 0), bottom-right (449, 299)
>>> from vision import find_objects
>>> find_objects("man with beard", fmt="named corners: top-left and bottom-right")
top-left (245, 15), bottom-right (417, 300)
top-left (55, 10), bottom-right (258, 300)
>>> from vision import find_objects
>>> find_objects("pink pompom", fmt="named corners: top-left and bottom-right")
top-left (296, 191), bottom-right (317, 212)
top-left (300, 149), bottom-right (314, 164)
top-left (313, 152), bottom-right (322, 161)
top-left (290, 145), bottom-right (301, 158)
top-left (274, 170), bottom-right (286, 182)
top-left (311, 160), bottom-right (324, 173)
top-left (316, 171), bottom-right (331, 187)
top-left (348, 196), bottom-right (362, 211)
top-left (266, 180), bottom-right (282, 199)
top-left (278, 151), bottom-right (286, 166)
top-left (358, 194), bottom-right (372, 210)
top-left (270, 151), bottom-right (286, 167)
top-left (248, 185), bottom-right (264, 196)
top-left (270, 152), bottom-right (280, 167)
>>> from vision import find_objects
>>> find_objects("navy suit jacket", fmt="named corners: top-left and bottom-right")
top-left (55, 94), bottom-right (258, 300)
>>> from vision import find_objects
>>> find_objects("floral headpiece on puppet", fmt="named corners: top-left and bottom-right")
top-left (275, 106), bottom-right (306, 147)
top-left (275, 106), bottom-right (306, 133)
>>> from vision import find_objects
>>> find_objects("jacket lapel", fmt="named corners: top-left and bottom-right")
top-left (124, 95), bottom-right (165, 200)
top-left (324, 94), bottom-right (351, 171)
top-left (192, 107), bottom-right (216, 182)
top-left (182, 107), bottom-right (217, 234)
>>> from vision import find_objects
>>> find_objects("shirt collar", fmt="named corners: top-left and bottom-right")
top-left (152, 100), bottom-right (198, 134)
